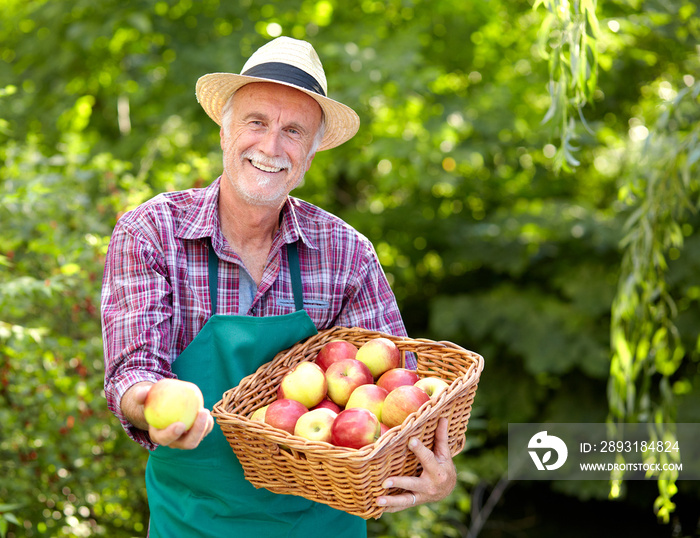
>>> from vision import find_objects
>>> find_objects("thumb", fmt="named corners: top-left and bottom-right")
top-left (434, 418), bottom-right (451, 463)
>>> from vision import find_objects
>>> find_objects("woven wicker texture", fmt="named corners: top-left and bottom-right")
top-left (212, 326), bottom-right (484, 519)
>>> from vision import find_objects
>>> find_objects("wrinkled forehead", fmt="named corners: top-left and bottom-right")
top-left (234, 82), bottom-right (323, 121)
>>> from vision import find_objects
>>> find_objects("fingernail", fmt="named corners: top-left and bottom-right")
top-left (384, 480), bottom-right (393, 488)
top-left (409, 438), bottom-right (419, 448)
top-left (377, 498), bottom-right (386, 506)
top-left (174, 424), bottom-right (186, 436)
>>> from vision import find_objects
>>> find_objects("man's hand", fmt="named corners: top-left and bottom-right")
top-left (121, 381), bottom-right (214, 450)
top-left (148, 408), bottom-right (214, 449)
top-left (375, 417), bottom-right (457, 511)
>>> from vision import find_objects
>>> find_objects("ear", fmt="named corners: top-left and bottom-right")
top-left (305, 152), bottom-right (317, 172)
top-left (219, 126), bottom-right (225, 150)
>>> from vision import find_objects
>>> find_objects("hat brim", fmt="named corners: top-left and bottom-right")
top-left (196, 73), bottom-right (360, 151)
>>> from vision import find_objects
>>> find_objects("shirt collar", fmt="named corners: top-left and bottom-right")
top-left (175, 177), bottom-right (318, 251)
top-left (175, 178), bottom-right (221, 241)
top-left (280, 197), bottom-right (318, 250)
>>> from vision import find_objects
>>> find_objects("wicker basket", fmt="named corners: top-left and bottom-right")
top-left (212, 326), bottom-right (484, 519)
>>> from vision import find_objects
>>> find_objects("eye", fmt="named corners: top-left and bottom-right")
top-left (245, 117), bottom-right (265, 129)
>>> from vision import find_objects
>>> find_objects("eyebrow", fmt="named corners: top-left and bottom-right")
top-left (243, 112), bottom-right (313, 137)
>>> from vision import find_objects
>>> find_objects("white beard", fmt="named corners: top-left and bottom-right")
top-left (228, 150), bottom-right (304, 207)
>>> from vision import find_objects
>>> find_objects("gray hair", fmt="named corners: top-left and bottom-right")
top-left (220, 90), bottom-right (326, 157)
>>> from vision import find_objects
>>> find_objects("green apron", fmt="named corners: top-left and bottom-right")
top-left (145, 240), bottom-right (366, 538)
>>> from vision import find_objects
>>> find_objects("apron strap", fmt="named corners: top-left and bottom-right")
top-left (286, 241), bottom-right (304, 312)
top-left (207, 239), bottom-right (305, 315)
top-left (207, 239), bottom-right (218, 315)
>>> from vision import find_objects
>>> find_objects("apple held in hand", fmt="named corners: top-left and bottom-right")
top-left (264, 398), bottom-right (308, 435)
top-left (414, 376), bottom-right (450, 401)
top-left (277, 361), bottom-right (327, 408)
top-left (325, 358), bottom-right (374, 407)
top-left (315, 339), bottom-right (358, 372)
top-left (376, 368), bottom-right (420, 393)
top-left (345, 384), bottom-right (389, 423)
top-left (144, 378), bottom-right (204, 430)
top-left (356, 337), bottom-right (400, 379)
top-left (294, 408), bottom-right (337, 443)
top-left (331, 408), bottom-right (381, 449)
top-left (381, 385), bottom-right (430, 429)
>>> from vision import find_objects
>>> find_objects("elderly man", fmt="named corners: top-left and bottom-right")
top-left (102, 37), bottom-right (456, 537)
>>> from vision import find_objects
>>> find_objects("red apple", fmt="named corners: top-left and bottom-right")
top-left (277, 361), bottom-right (327, 408)
top-left (331, 408), bottom-right (381, 449)
top-left (264, 398), bottom-right (308, 434)
top-left (380, 423), bottom-right (390, 436)
top-left (345, 384), bottom-right (389, 423)
top-left (315, 339), bottom-right (358, 372)
top-left (376, 368), bottom-right (420, 393)
top-left (381, 385), bottom-right (430, 428)
top-left (356, 337), bottom-right (401, 379)
top-left (144, 379), bottom-right (204, 430)
top-left (325, 358), bottom-right (374, 407)
top-left (294, 408), bottom-right (337, 443)
top-left (312, 398), bottom-right (342, 414)
top-left (414, 376), bottom-right (450, 401)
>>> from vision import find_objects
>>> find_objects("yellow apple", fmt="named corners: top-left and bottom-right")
top-left (355, 338), bottom-right (400, 379)
top-left (294, 407), bottom-right (337, 443)
top-left (144, 379), bottom-right (204, 430)
top-left (250, 405), bottom-right (269, 422)
top-left (277, 361), bottom-right (328, 408)
top-left (414, 376), bottom-right (450, 401)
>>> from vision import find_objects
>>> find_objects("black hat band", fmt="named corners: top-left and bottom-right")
top-left (241, 62), bottom-right (326, 97)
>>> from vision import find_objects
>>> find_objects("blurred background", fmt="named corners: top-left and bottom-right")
top-left (1, 0), bottom-right (699, 536)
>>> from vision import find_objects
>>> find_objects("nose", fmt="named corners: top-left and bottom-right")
top-left (256, 127), bottom-right (283, 157)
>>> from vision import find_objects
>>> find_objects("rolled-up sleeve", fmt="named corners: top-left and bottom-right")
top-left (101, 223), bottom-right (174, 450)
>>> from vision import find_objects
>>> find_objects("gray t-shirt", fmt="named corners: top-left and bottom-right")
top-left (238, 268), bottom-right (257, 315)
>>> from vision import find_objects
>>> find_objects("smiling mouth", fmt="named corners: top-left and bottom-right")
top-left (241, 149), bottom-right (292, 175)
top-left (249, 159), bottom-right (286, 173)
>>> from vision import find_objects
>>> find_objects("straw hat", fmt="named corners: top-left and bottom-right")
top-left (195, 37), bottom-right (360, 151)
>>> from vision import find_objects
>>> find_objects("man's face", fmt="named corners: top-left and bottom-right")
top-left (220, 82), bottom-right (323, 208)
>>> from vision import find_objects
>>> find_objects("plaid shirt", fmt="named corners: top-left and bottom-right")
top-left (101, 178), bottom-right (410, 447)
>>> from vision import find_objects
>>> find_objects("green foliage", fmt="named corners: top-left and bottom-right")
top-left (534, 0), bottom-right (600, 171)
top-left (2, 0), bottom-right (699, 536)
top-left (1, 136), bottom-right (150, 536)
top-left (0, 504), bottom-right (22, 538)
top-left (609, 80), bottom-right (700, 522)
top-left (610, 80), bottom-right (700, 422)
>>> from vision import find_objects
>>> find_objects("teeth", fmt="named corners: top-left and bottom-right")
top-left (250, 160), bottom-right (284, 173)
